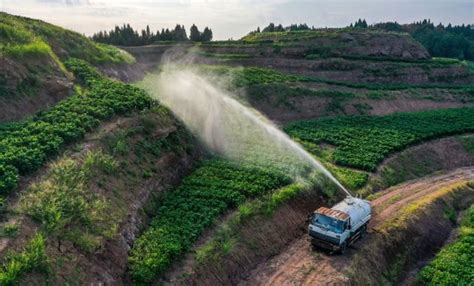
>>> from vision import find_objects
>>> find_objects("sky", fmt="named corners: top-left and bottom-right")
top-left (1, 0), bottom-right (473, 40)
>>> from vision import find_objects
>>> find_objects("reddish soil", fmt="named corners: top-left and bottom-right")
top-left (238, 168), bottom-right (474, 286)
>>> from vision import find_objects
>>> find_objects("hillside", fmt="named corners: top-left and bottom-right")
top-left (0, 12), bottom-right (473, 285)
top-left (0, 12), bottom-right (134, 122)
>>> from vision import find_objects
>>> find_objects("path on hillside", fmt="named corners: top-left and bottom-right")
top-left (238, 167), bottom-right (474, 286)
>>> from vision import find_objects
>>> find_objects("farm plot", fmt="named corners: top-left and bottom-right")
top-left (419, 204), bottom-right (474, 286)
top-left (285, 107), bottom-right (474, 171)
top-left (128, 159), bottom-right (291, 284)
top-left (0, 59), bottom-right (152, 196)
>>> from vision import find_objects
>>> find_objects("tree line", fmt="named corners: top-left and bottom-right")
top-left (92, 24), bottom-right (213, 46)
top-left (249, 23), bottom-right (314, 34)
top-left (350, 19), bottom-right (474, 60)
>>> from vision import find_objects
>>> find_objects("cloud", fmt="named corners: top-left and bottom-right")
top-left (35, 0), bottom-right (90, 5)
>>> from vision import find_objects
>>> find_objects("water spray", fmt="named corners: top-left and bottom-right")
top-left (141, 62), bottom-right (353, 198)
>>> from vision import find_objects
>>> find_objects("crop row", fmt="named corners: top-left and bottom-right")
top-left (0, 58), bottom-right (152, 195)
top-left (285, 107), bottom-right (474, 171)
top-left (128, 159), bottom-right (291, 284)
top-left (419, 204), bottom-right (474, 285)
top-left (206, 65), bottom-right (474, 91)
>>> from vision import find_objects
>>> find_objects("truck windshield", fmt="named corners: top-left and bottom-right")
top-left (312, 214), bottom-right (345, 234)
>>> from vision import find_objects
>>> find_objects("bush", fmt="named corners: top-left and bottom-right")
top-left (0, 165), bottom-right (19, 195)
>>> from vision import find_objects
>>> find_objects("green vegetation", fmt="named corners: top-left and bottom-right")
top-left (20, 151), bottom-right (119, 252)
top-left (241, 28), bottom-right (344, 43)
top-left (419, 205), bottom-right (474, 285)
top-left (0, 233), bottom-right (49, 285)
top-left (206, 65), bottom-right (474, 91)
top-left (459, 135), bottom-right (474, 153)
top-left (1, 39), bottom-right (52, 58)
top-left (373, 20), bottom-right (474, 61)
top-left (0, 59), bottom-right (151, 195)
top-left (128, 159), bottom-right (291, 284)
top-left (92, 23), bottom-right (213, 46)
top-left (194, 182), bottom-right (307, 265)
top-left (0, 12), bottom-right (133, 64)
top-left (285, 107), bottom-right (474, 171)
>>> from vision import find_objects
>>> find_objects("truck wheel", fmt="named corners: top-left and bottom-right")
top-left (360, 224), bottom-right (367, 238)
top-left (339, 242), bottom-right (347, 254)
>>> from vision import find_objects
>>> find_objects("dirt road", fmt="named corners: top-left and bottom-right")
top-left (238, 167), bottom-right (474, 286)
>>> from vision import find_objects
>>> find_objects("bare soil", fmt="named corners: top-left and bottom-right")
top-left (252, 94), bottom-right (474, 124)
top-left (238, 168), bottom-right (474, 286)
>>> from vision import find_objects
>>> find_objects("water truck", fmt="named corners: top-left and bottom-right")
top-left (308, 196), bottom-right (371, 254)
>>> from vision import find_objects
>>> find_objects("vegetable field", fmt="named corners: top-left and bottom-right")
top-left (0, 59), bottom-right (152, 196)
top-left (419, 205), bottom-right (474, 285)
top-left (128, 159), bottom-right (290, 284)
top-left (285, 107), bottom-right (474, 171)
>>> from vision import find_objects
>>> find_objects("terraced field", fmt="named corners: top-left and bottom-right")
top-left (1, 11), bottom-right (473, 286)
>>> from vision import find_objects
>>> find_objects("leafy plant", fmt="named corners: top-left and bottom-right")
top-left (0, 59), bottom-right (152, 196)
top-left (285, 107), bottom-right (474, 171)
top-left (418, 205), bottom-right (474, 285)
top-left (128, 159), bottom-right (291, 283)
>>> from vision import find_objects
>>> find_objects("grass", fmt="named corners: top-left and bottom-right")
top-left (1, 39), bottom-right (51, 58)
top-left (459, 135), bottom-right (474, 153)
top-left (0, 11), bottom-right (134, 65)
top-left (418, 204), bottom-right (474, 285)
top-left (0, 233), bottom-right (49, 285)
top-left (20, 151), bottom-right (119, 252)
top-left (379, 181), bottom-right (471, 231)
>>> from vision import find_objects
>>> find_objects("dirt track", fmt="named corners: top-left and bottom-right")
top-left (238, 167), bottom-right (474, 286)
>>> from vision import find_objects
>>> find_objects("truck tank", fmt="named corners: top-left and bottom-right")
top-left (332, 196), bottom-right (371, 227)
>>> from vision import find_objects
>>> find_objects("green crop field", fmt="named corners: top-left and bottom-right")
top-left (128, 159), bottom-right (291, 284)
top-left (0, 59), bottom-right (152, 196)
top-left (418, 205), bottom-right (474, 285)
top-left (285, 107), bottom-right (474, 171)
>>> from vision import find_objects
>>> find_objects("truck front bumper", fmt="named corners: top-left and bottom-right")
top-left (310, 237), bottom-right (341, 251)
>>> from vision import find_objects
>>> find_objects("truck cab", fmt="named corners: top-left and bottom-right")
top-left (308, 196), bottom-right (371, 253)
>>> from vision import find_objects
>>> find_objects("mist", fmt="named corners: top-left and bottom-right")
top-left (140, 57), bottom-right (352, 197)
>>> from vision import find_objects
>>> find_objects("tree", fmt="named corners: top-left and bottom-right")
top-left (201, 27), bottom-right (213, 42)
top-left (172, 24), bottom-right (188, 41)
top-left (353, 19), bottom-right (368, 29)
top-left (189, 24), bottom-right (201, 41)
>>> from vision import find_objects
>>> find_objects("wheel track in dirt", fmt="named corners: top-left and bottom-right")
top-left (238, 167), bottom-right (474, 286)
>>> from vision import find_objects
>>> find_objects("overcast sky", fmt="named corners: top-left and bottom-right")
top-left (1, 0), bottom-right (473, 40)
